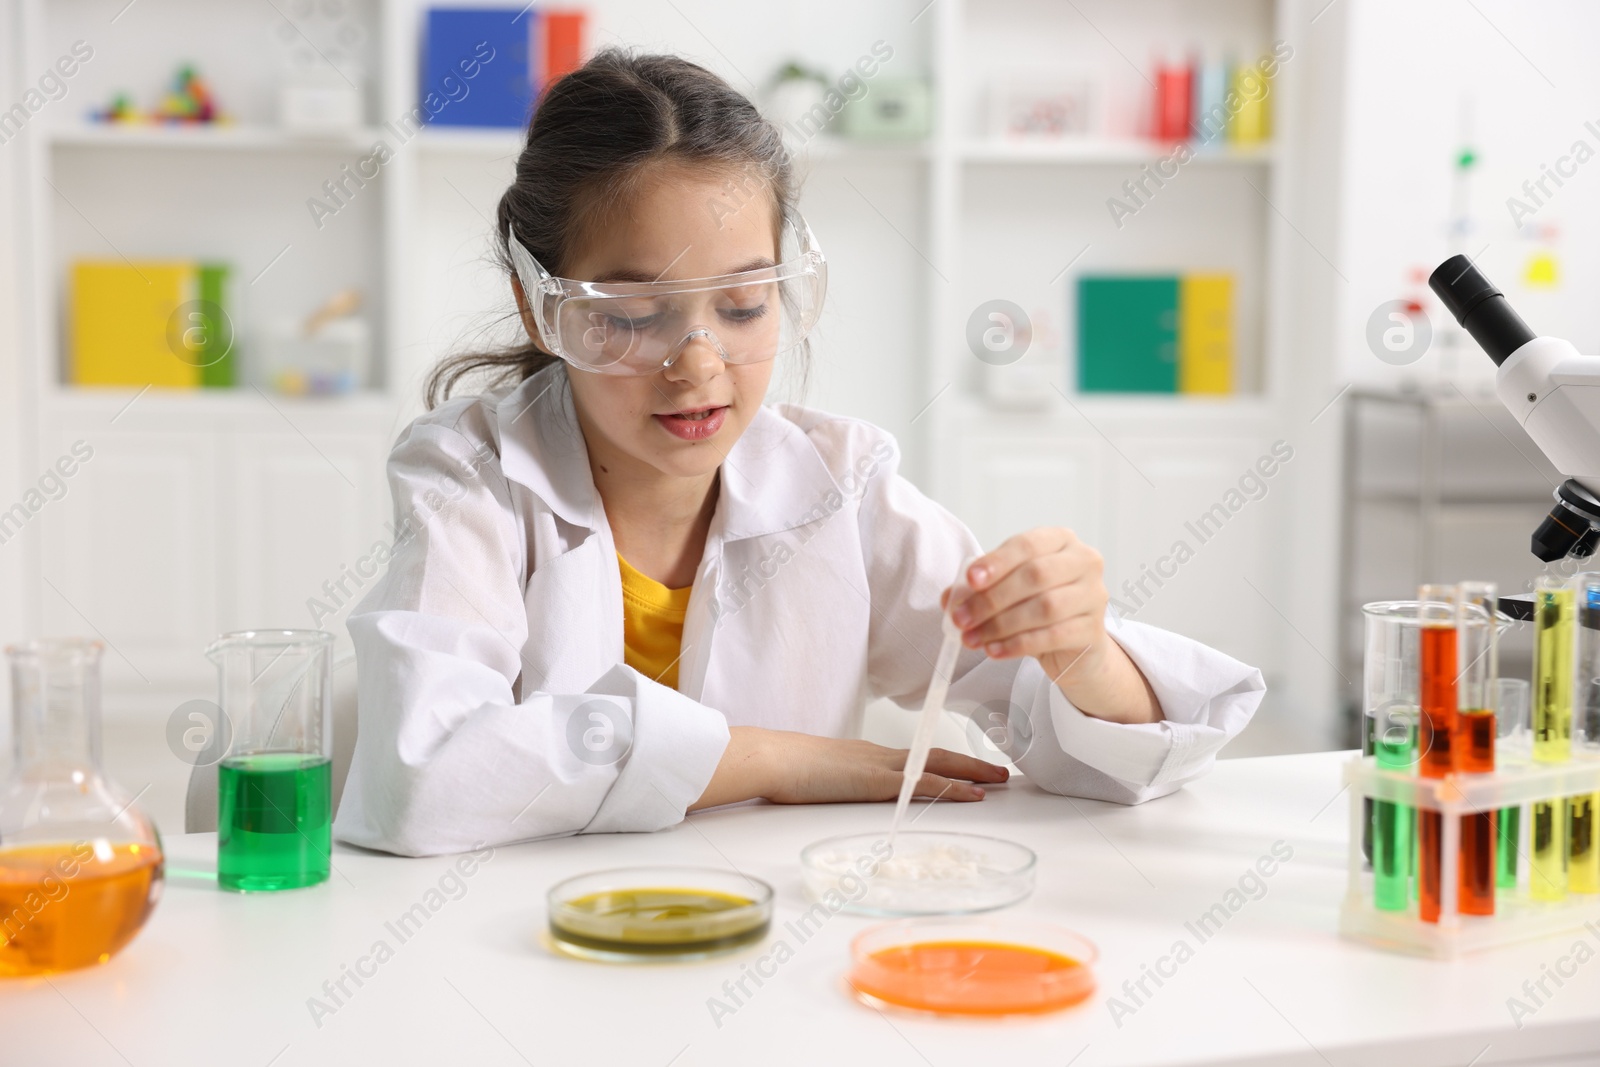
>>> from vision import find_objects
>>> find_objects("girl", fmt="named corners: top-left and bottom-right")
top-left (334, 50), bottom-right (1264, 857)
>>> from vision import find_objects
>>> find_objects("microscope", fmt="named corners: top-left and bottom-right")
top-left (1429, 255), bottom-right (1600, 565)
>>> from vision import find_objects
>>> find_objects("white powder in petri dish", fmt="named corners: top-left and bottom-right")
top-left (812, 844), bottom-right (988, 880)
top-left (804, 840), bottom-right (1031, 914)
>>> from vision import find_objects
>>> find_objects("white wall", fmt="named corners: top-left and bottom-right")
top-left (1248, 0), bottom-right (1352, 752)
top-left (0, 0), bottom-right (27, 650)
top-left (1338, 0), bottom-right (1600, 392)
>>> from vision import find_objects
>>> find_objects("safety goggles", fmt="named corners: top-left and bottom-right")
top-left (507, 215), bottom-right (827, 376)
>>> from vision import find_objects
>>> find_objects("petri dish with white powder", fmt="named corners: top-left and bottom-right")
top-left (799, 831), bottom-right (1035, 917)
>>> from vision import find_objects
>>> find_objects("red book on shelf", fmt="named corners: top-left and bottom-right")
top-left (538, 10), bottom-right (587, 94)
top-left (1155, 61), bottom-right (1192, 142)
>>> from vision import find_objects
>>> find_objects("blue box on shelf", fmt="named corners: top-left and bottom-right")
top-left (423, 7), bottom-right (532, 128)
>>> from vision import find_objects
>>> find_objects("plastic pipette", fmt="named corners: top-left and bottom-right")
top-left (888, 558), bottom-right (974, 849)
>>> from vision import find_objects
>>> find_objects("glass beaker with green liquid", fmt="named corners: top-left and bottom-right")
top-left (207, 631), bottom-right (333, 892)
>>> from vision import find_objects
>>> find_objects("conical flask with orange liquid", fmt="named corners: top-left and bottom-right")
top-left (0, 639), bottom-right (163, 975)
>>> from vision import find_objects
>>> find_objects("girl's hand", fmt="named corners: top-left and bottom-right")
top-left (943, 528), bottom-right (1163, 725)
top-left (690, 727), bottom-right (1009, 810)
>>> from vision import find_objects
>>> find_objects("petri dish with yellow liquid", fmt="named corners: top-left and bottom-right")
top-left (546, 866), bottom-right (774, 963)
top-left (847, 918), bottom-right (1097, 1017)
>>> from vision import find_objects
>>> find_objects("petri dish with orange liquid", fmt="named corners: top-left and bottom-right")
top-left (847, 919), bottom-right (1097, 1017)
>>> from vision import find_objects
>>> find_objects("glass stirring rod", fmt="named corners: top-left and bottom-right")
top-left (888, 557), bottom-right (976, 851)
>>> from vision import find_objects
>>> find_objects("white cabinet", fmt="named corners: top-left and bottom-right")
top-left (36, 425), bottom-right (219, 687)
top-left (935, 409), bottom-right (1287, 683)
top-left (947, 435), bottom-right (1104, 550)
top-left (226, 430), bottom-right (391, 641)
top-left (1108, 435), bottom-right (1285, 676)
top-left (27, 399), bottom-right (396, 692)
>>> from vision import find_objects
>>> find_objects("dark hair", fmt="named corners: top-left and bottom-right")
top-left (425, 48), bottom-right (799, 408)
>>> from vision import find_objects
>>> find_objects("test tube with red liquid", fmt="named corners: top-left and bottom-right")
top-left (1454, 582), bottom-right (1497, 916)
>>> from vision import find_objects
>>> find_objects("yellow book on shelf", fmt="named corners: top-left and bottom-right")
top-left (1229, 64), bottom-right (1271, 144)
top-left (1179, 274), bottom-right (1233, 394)
top-left (71, 261), bottom-right (200, 388)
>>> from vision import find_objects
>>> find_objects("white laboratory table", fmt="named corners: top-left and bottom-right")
top-left (8, 751), bottom-right (1600, 1067)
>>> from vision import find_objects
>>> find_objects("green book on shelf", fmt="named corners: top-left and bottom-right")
top-left (1077, 276), bottom-right (1179, 393)
top-left (197, 263), bottom-right (235, 387)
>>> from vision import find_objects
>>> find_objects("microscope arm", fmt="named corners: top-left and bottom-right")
top-left (1431, 256), bottom-right (1600, 561)
top-left (1498, 337), bottom-right (1600, 492)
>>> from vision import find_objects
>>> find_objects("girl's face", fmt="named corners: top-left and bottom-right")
top-left (550, 169), bottom-right (780, 484)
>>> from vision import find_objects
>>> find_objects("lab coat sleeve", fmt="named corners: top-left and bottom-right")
top-left (853, 424), bottom-right (1264, 804)
top-left (1003, 611), bottom-right (1265, 804)
top-left (333, 414), bottom-right (730, 857)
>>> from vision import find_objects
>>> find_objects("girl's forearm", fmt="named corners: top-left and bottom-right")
top-left (686, 726), bottom-right (1007, 810)
top-left (689, 726), bottom-right (776, 810)
top-left (1045, 635), bottom-right (1164, 725)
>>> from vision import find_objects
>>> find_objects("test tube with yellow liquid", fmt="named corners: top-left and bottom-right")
top-left (1533, 573), bottom-right (1573, 901)
top-left (1571, 574), bottom-right (1600, 895)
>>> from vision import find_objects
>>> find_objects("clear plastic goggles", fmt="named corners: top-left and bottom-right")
top-left (507, 215), bottom-right (827, 376)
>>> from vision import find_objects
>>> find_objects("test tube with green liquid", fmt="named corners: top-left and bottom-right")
top-left (1362, 601), bottom-right (1421, 911)
top-left (1372, 702), bottom-right (1417, 911)
top-left (1496, 677), bottom-right (1530, 889)
top-left (1532, 574), bottom-right (1573, 901)
top-left (1570, 574), bottom-right (1600, 895)
top-left (1362, 711), bottom-right (1375, 868)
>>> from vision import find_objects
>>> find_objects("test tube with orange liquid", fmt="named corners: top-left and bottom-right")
top-left (1416, 584), bottom-right (1457, 924)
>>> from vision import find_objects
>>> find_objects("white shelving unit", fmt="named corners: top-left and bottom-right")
top-left (957, 139), bottom-right (1278, 166)
top-left (6, 0), bottom-right (1344, 747)
top-left (911, 0), bottom-right (1303, 711)
top-left (44, 122), bottom-right (393, 150)
top-left (13, 0), bottom-right (419, 697)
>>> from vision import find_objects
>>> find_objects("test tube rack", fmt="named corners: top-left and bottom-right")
top-left (1339, 745), bottom-right (1600, 959)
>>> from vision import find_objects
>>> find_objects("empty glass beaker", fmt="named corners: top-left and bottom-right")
top-left (208, 630), bottom-right (333, 891)
top-left (0, 639), bottom-right (164, 974)
top-left (1363, 598), bottom-right (1512, 912)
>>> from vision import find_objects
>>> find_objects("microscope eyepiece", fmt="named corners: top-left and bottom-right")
top-left (1428, 255), bottom-right (1538, 366)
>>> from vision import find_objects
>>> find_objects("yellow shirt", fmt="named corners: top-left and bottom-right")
top-left (618, 553), bottom-right (692, 690)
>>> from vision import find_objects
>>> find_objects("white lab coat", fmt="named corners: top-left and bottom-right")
top-left (334, 365), bottom-right (1266, 857)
